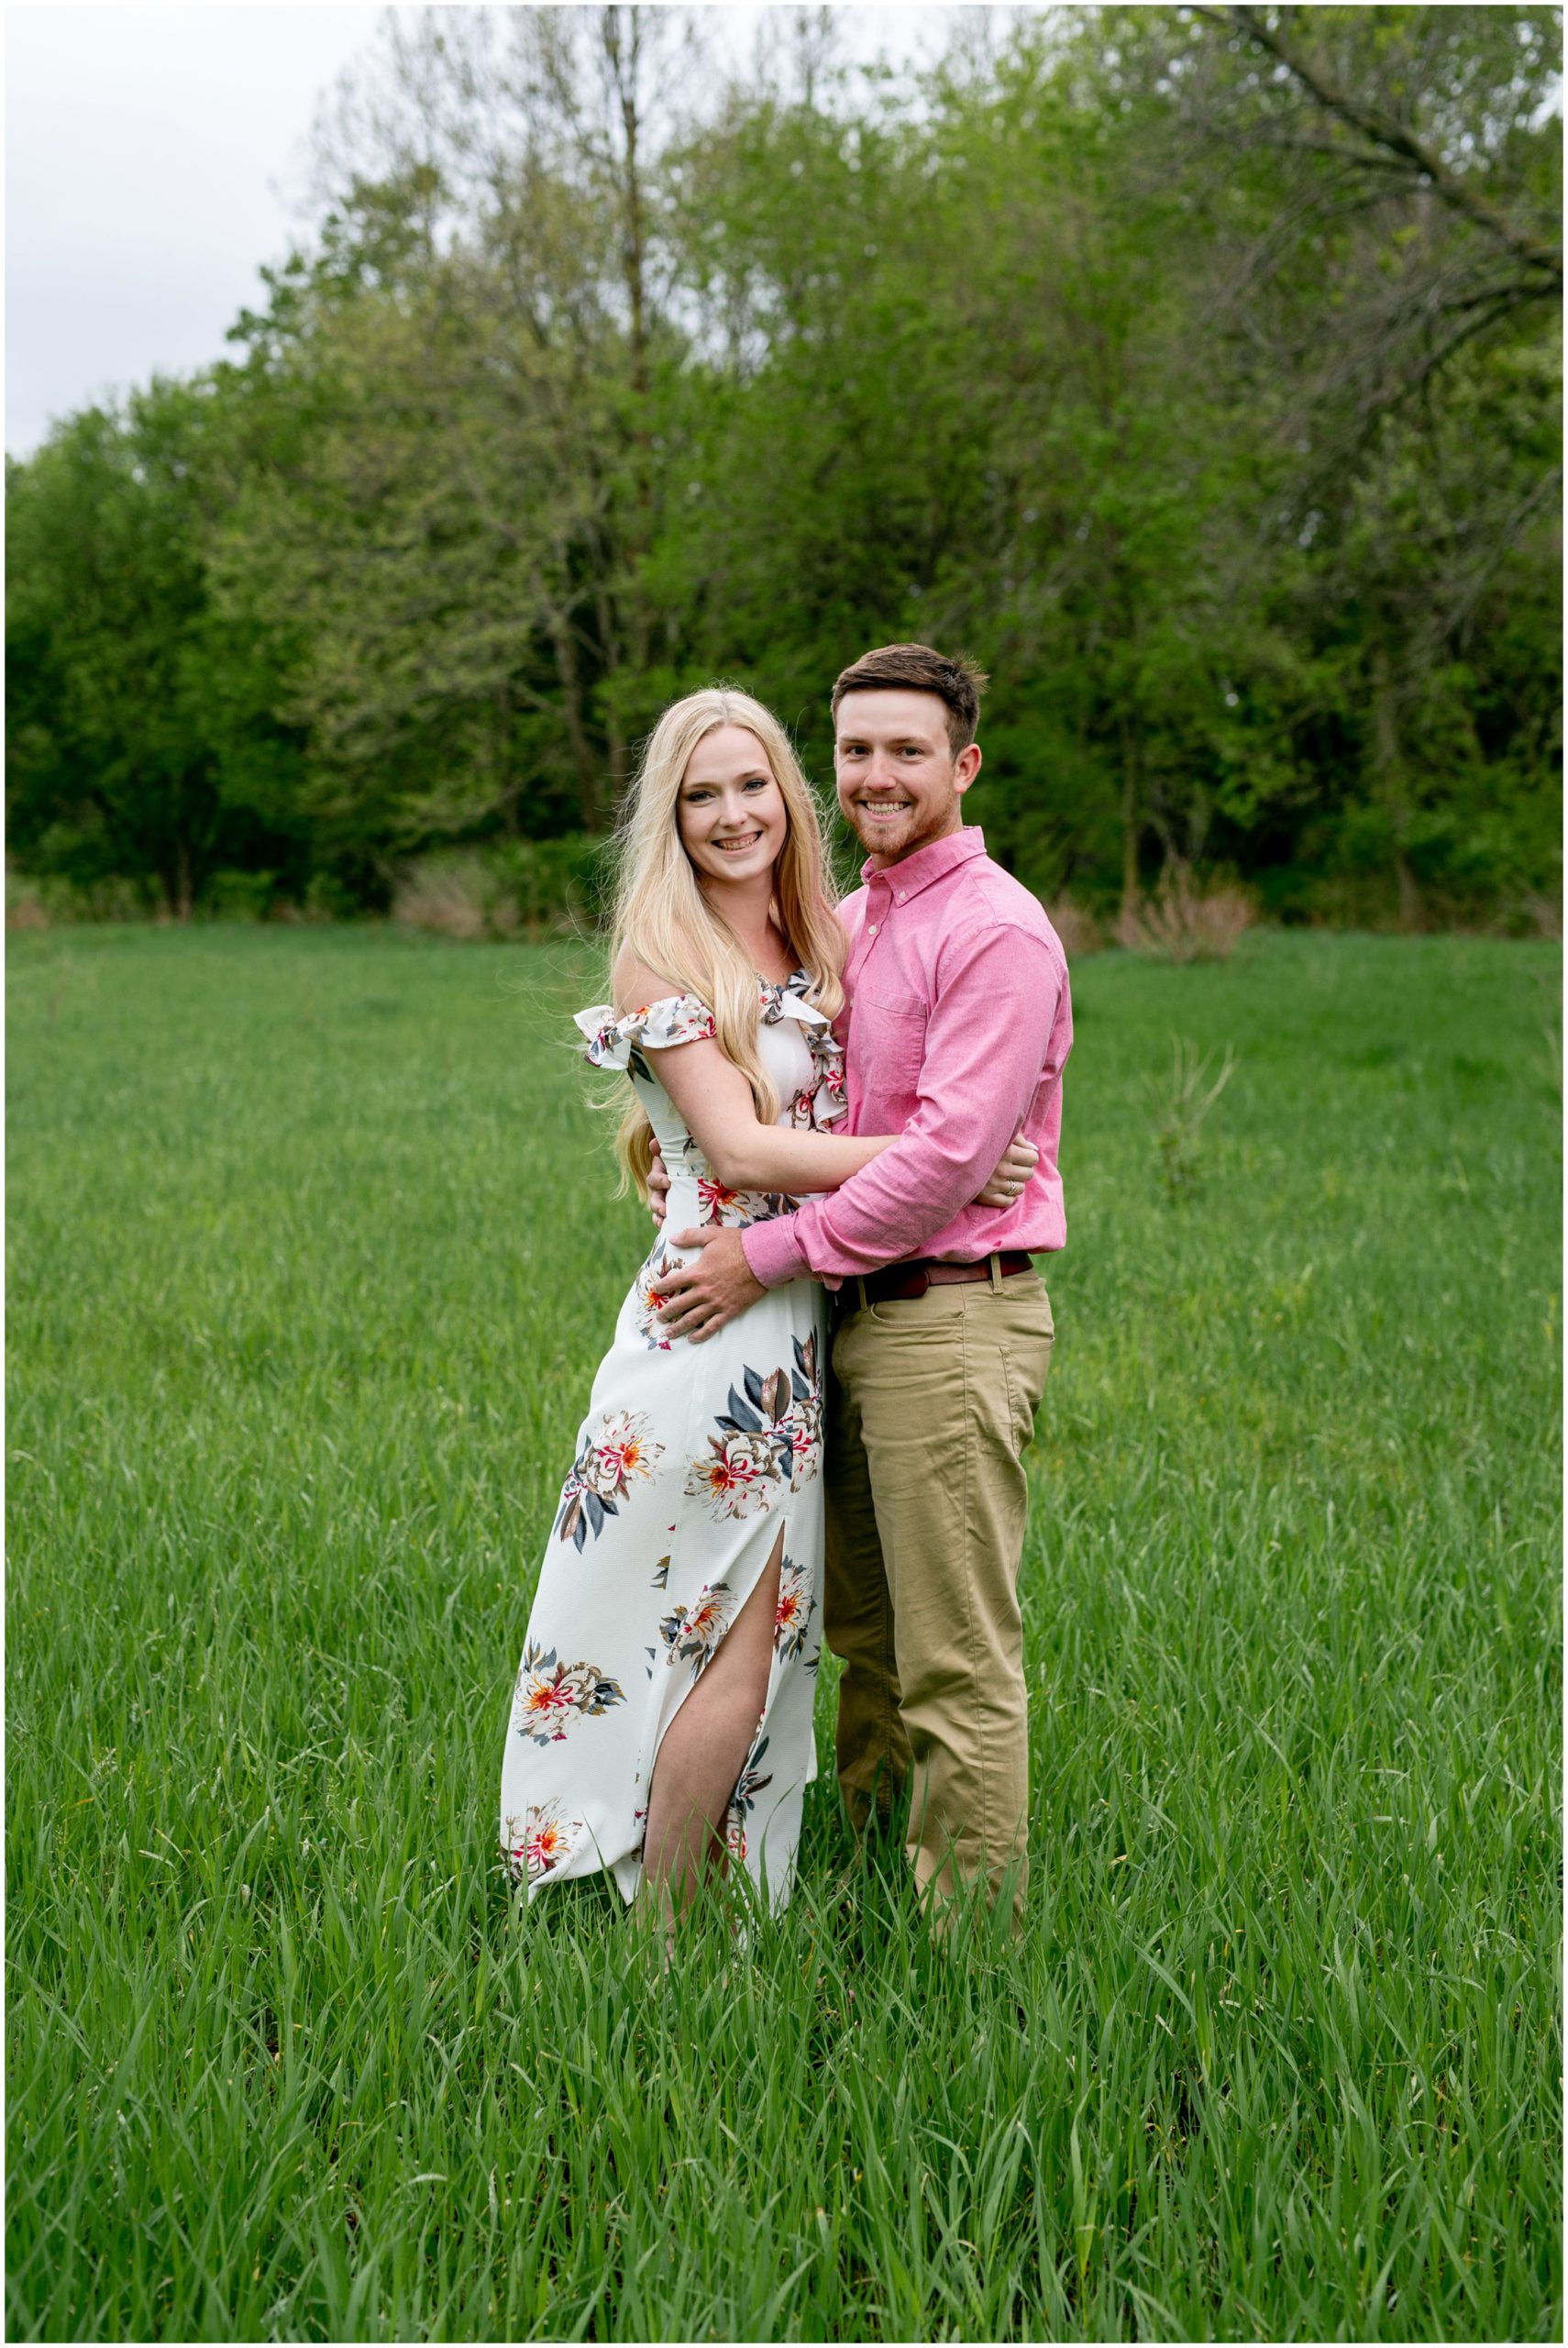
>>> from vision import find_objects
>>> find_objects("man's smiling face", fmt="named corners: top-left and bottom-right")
top-left (834, 687), bottom-right (981, 868)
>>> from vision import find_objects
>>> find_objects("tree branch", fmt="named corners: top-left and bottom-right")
top-left (1420, 465), bottom-right (1562, 652)
top-left (1198, 4), bottom-right (1562, 285)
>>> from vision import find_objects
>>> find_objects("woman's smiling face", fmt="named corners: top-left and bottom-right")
top-left (677, 725), bottom-right (789, 889)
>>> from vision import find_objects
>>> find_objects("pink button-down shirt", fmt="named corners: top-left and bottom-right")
top-left (742, 826), bottom-right (1072, 1288)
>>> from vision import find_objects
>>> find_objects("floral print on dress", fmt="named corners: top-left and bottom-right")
top-left (502, 980), bottom-right (831, 1915)
top-left (574, 980), bottom-right (845, 1149)
top-left (763, 973), bottom-right (848, 1132)
top-left (812, 1054), bottom-right (847, 1124)
top-left (685, 1427), bottom-right (781, 1521)
top-left (632, 1250), bottom-right (684, 1351)
top-left (555, 1408), bottom-right (665, 1548)
top-left (502, 1804), bottom-right (584, 1884)
top-left (696, 1175), bottom-right (745, 1226)
top-left (773, 1554), bottom-right (817, 1662)
top-left (684, 1337), bottom-right (823, 1520)
top-left (658, 1579), bottom-right (737, 1678)
top-left (578, 996), bottom-right (718, 1073)
top-left (724, 1733), bottom-right (775, 1864)
top-left (690, 1165), bottom-right (805, 1230)
top-left (695, 1169), bottom-right (806, 1227)
top-left (511, 1641), bottom-right (626, 1744)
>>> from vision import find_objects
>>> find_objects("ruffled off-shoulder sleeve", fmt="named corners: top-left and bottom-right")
top-left (574, 994), bottom-right (718, 1069)
top-left (761, 981), bottom-right (848, 1130)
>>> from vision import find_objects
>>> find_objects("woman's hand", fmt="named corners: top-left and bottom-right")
top-left (975, 1130), bottom-right (1038, 1208)
top-left (646, 1139), bottom-right (669, 1226)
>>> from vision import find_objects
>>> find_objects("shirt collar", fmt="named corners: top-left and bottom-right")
top-left (863, 825), bottom-right (986, 903)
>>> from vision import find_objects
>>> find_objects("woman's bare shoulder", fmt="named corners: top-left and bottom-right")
top-left (611, 947), bottom-right (679, 1016)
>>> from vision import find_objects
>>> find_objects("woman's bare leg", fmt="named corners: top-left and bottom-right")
top-left (640, 1528), bottom-right (783, 1922)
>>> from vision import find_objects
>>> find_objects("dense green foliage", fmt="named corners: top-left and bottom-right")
top-left (6, 925), bottom-right (1561, 2340)
top-left (6, 6), bottom-right (1562, 924)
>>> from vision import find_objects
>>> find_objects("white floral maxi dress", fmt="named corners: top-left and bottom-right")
top-left (499, 975), bottom-right (847, 1913)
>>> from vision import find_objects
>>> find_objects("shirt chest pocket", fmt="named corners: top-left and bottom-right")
top-left (858, 989), bottom-right (929, 1091)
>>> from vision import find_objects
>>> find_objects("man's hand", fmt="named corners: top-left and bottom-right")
top-left (657, 1226), bottom-right (764, 1343)
top-left (646, 1139), bottom-right (669, 1229)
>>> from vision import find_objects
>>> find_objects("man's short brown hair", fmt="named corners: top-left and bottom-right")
top-left (831, 642), bottom-right (989, 755)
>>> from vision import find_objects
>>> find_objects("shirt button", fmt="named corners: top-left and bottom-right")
top-left (868, 924), bottom-right (878, 935)
top-left (897, 891), bottom-right (907, 902)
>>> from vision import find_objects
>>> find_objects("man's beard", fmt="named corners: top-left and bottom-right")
top-left (846, 790), bottom-right (956, 860)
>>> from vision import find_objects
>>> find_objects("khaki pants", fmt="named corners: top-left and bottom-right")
top-left (823, 1266), bottom-right (1054, 1928)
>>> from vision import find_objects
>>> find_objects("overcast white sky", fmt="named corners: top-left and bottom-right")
top-left (5, 1), bottom-right (980, 459)
top-left (6, 5), bottom-right (381, 454)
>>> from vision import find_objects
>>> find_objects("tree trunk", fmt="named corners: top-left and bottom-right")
top-left (1119, 717), bottom-right (1143, 916)
top-left (1370, 634), bottom-right (1422, 930)
top-left (594, 578), bottom-right (628, 803)
top-left (602, 5), bottom-right (653, 675)
top-left (160, 838), bottom-right (194, 923)
top-left (496, 677), bottom-right (520, 838)
top-left (602, 697), bottom-right (627, 814)
top-left (544, 595), bottom-right (601, 832)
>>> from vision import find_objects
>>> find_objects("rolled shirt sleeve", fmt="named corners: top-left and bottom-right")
top-left (742, 923), bottom-right (1061, 1286)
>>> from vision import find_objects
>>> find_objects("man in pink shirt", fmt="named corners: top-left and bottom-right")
top-left (658, 644), bottom-right (1071, 1929)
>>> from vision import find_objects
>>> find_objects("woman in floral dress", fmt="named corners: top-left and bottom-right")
top-left (499, 688), bottom-right (1028, 1921)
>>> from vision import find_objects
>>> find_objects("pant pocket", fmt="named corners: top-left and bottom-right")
top-left (999, 1342), bottom-right (1037, 1457)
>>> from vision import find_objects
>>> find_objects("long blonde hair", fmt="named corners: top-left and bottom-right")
top-left (607, 687), bottom-right (845, 1199)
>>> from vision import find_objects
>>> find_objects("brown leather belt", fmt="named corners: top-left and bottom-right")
top-left (834, 1250), bottom-right (1034, 1312)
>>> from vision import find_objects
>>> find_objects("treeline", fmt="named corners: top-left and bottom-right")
top-left (6, 4), bottom-right (1562, 928)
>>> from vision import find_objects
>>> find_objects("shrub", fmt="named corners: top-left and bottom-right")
top-left (302, 871), bottom-right (365, 924)
top-left (1144, 1036), bottom-right (1237, 1202)
top-left (1118, 865), bottom-right (1256, 963)
top-left (202, 869), bottom-right (278, 922)
top-left (392, 855), bottom-right (491, 940)
top-left (1045, 898), bottom-right (1105, 959)
top-left (392, 836), bottom-right (612, 941)
top-left (6, 873), bottom-right (49, 930)
top-left (1518, 890), bottom-right (1562, 941)
top-left (6, 865), bottom-right (151, 925)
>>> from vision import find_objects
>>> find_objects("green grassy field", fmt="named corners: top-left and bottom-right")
top-left (6, 923), bottom-right (1561, 2342)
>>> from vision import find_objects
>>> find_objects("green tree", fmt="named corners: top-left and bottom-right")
top-left (6, 380), bottom-right (304, 916)
top-left (213, 6), bottom-right (700, 853)
top-left (6, 4), bottom-right (1560, 927)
